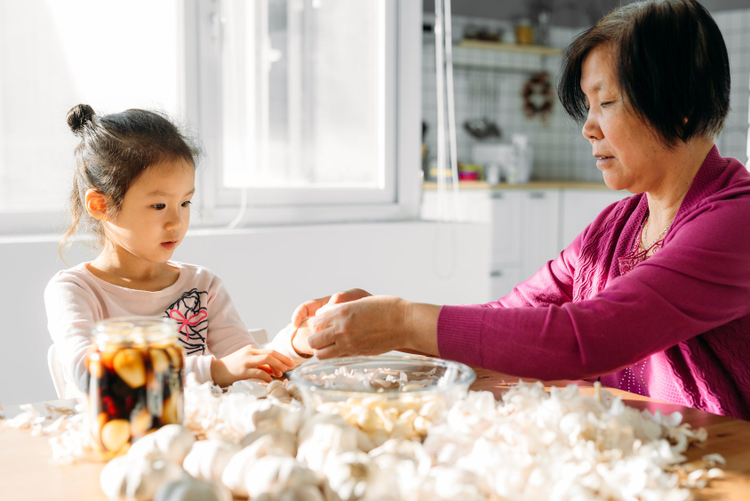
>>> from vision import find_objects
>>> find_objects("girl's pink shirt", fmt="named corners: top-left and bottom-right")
top-left (45, 261), bottom-right (307, 395)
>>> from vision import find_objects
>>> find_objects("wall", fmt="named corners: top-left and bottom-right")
top-left (421, 10), bottom-right (750, 183)
top-left (0, 221), bottom-right (488, 406)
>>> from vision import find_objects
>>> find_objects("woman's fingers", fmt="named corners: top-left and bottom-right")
top-left (307, 328), bottom-right (338, 351)
top-left (330, 288), bottom-right (372, 304)
top-left (291, 296), bottom-right (331, 327)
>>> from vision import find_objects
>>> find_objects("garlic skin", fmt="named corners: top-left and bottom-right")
top-left (99, 452), bottom-right (184, 501)
top-left (128, 425), bottom-right (196, 465)
top-left (153, 476), bottom-right (231, 501)
top-left (182, 440), bottom-right (240, 482)
top-left (228, 379), bottom-right (268, 398)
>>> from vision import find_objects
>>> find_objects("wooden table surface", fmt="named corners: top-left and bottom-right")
top-left (2, 370), bottom-right (749, 500)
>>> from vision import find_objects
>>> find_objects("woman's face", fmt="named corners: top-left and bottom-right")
top-left (580, 45), bottom-right (670, 193)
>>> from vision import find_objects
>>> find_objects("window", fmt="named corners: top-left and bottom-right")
top-left (0, 0), bottom-right (185, 233)
top-left (0, 0), bottom-right (421, 234)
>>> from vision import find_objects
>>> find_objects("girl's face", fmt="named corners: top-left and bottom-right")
top-left (580, 44), bottom-right (671, 193)
top-left (104, 159), bottom-right (195, 264)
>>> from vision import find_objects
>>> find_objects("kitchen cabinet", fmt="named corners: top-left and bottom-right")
top-left (421, 184), bottom-right (629, 301)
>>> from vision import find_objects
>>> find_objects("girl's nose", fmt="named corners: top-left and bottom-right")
top-left (164, 209), bottom-right (183, 230)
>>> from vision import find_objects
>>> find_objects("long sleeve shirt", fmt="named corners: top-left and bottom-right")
top-left (45, 261), bottom-right (308, 396)
top-left (438, 146), bottom-right (750, 419)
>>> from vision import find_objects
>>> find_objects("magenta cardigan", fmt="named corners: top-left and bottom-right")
top-left (438, 146), bottom-right (750, 420)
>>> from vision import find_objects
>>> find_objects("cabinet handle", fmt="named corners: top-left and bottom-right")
top-left (529, 192), bottom-right (546, 199)
top-left (490, 192), bottom-right (504, 199)
top-left (490, 270), bottom-right (503, 277)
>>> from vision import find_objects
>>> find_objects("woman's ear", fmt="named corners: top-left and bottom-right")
top-left (85, 189), bottom-right (108, 220)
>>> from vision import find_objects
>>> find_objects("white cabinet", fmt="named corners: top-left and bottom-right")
top-left (421, 185), bottom-right (630, 302)
top-left (421, 188), bottom-right (559, 300)
top-left (520, 190), bottom-right (559, 281)
top-left (560, 189), bottom-right (629, 248)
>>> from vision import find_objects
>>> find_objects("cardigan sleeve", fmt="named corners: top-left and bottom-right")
top-left (437, 195), bottom-right (750, 380)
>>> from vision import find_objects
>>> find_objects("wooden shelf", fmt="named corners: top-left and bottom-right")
top-left (458, 39), bottom-right (563, 56)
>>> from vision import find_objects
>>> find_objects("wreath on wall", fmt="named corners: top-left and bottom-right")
top-left (522, 72), bottom-right (554, 122)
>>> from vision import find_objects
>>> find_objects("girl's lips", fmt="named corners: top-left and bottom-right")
top-left (161, 241), bottom-right (177, 250)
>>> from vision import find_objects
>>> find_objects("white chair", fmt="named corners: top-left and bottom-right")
top-left (248, 328), bottom-right (270, 344)
top-left (47, 343), bottom-right (68, 399)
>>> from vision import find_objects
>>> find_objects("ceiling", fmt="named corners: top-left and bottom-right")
top-left (423, 0), bottom-right (750, 28)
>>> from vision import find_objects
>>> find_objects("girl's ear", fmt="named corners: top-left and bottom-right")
top-left (85, 189), bottom-right (108, 220)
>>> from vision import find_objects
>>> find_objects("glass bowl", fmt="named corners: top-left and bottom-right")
top-left (288, 355), bottom-right (476, 443)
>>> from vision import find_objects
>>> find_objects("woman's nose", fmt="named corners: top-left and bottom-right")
top-left (582, 113), bottom-right (602, 142)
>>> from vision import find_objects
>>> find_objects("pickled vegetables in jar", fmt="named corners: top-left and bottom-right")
top-left (86, 317), bottom-right (184, 458)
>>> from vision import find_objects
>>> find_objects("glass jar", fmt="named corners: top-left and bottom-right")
top-left (86, 317), bottom-right (184, 458)
top-left (515, 18), bottom-right (534, 45)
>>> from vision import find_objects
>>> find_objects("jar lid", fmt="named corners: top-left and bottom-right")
top-left (94, 316), bottom-right (177, 347)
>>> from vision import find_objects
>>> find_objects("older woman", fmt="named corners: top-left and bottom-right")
top-left (293, 0), bottom-right (750, 420)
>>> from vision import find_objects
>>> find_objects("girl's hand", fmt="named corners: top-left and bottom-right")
top-left (291, 288), bottom-right (372, 327)
top-left (210, 346), bottom-right (294, 387)
top-left (291, 318), bottom-right (314, 356)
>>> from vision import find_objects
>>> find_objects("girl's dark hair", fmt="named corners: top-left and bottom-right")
top-left (558, 0), bottom-right (730, 148)
top-left (61, 105), bottom-right (200, 252)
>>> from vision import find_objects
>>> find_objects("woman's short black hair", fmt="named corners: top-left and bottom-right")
top-left (558, 0), bottom-right (730, 148)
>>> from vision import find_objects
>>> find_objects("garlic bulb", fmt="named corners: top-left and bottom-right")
top-left (245, 456), bottom-right (322, 499)
top-left (240, 428), bottom-right (297, 457)
top-left (99, 452), bottom-right (184, 501)
top-left (297, 413), bottom-right (361, 472)
top-left (128, 425), bottom-right (196, 465)
top-left (266, 380), bottom-right (293, 403)
top-left (182, 440), bottom-right (240, 482)
top-left (153, 476), bottom-right (232, 501)
top-left (251, 400), bottom-right (309, 435)
top-left (221, 430), bottom-right (299, 497)
top-left (323, 451), bottom-right (394, 501)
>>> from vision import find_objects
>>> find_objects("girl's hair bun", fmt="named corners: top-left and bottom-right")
top-left (67, 104), bottom-right (96, 135)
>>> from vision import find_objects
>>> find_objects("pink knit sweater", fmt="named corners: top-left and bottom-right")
top-left (438, 146), bottom-right (750, 420)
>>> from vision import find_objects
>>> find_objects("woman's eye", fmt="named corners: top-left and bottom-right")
top-left (152, 204), bottom-right (166, 210)
top-left (600, 101), bottom-right (613, 108)
top-left (181, 200), bottom-right (192, 208)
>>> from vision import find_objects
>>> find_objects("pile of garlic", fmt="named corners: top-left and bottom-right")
top-left (4, 374), bottom-right (727, 500)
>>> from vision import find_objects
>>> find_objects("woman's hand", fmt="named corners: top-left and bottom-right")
top-left (291, 288), bottom-right (372, 327)
top-left (305, 295), bottom-right (441, 359)
top-left (210, 346), bottom-right (294, 387)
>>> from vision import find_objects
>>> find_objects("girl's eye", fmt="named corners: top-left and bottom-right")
top-left (152, 204), bottom-right (166, 210)
top-left (600, 101), bottom-right (613, 108)
top-left (181, 200), bottom-right (192, 208)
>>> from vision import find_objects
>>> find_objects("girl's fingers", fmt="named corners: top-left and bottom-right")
top-left (259, 356), bottom-right (291, 375)
top-left (245, 368), bottom-right (273, 383)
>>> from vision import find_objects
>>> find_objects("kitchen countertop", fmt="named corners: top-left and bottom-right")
top-left (423, 180), bottom-right (612, 190)
top-left (2, 371), bottom-right (749, 500)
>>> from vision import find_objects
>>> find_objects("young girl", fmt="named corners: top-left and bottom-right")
top-left (45, 104), bottom-right (313, 398)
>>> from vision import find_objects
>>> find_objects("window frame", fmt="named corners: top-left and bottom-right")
top-left (0, 0), bottom-right (421, 236)
top-left (187, 0), bottom-right (422, 228)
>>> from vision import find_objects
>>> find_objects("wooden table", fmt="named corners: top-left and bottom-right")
top-left (2, 371), bottom-right (749, 500)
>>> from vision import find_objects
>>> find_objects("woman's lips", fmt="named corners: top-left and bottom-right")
top-left (596, 156), bottom-right (614, 167)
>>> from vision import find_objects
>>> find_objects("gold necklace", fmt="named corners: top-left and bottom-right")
top-left (639, 215), bottom-right (673, 252)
